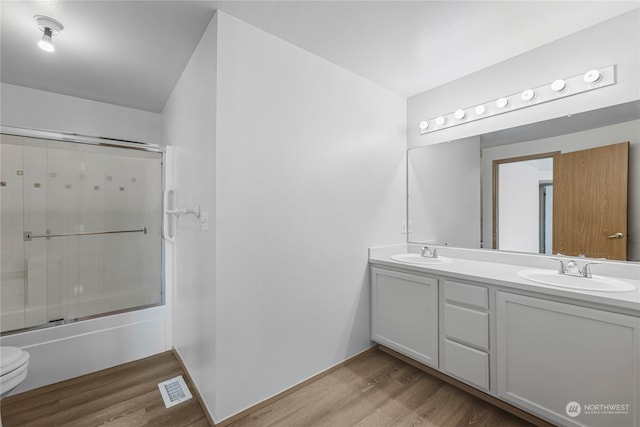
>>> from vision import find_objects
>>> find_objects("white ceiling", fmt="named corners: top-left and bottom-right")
top-left (1, 1), bottom-right (216, 113)
top-left (2, 1), bottom-right (638, 113)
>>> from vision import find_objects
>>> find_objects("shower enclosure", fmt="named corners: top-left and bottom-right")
top-left (0, 132), bottom-right (163, 334)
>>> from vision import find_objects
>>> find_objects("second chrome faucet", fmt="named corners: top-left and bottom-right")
top-left (421, 246), bottom-right (438, 258)
top-left (550, 258), bottom-right (600, 278)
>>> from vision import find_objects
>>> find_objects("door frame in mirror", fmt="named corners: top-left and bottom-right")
top-left (492, 151), bottom-right (559, 250)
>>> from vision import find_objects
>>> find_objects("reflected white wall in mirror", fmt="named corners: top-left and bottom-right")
top-left (407, 136), bottom-right (480, 248)
top-left (497, 158), bottom-right (553, 254)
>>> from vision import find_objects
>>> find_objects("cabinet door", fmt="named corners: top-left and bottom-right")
top-left (371, 267), bottom-right (438, 368)
top-left (496, 292), bottom-right (640, 427)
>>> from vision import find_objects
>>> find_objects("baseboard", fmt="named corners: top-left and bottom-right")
top-left (377, 345), bottom-right (556, 427)
top-left (216, 345), bottom-right (379, 427)
top-left (172, 347), bottom-right (217, 427)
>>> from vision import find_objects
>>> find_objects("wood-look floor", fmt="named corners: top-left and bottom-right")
top-left (1, 349), bottom-right (536, 427)
top-left (226, 349), bottom-right (534, 427)
top-left (0, 351), bottom-right (211, 427)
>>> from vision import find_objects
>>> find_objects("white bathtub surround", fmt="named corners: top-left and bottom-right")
top-left (0, 306), bottom-right (167, 394)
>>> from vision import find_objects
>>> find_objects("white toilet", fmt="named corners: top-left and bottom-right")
top-left (0, 347), bottom-right (30, 398)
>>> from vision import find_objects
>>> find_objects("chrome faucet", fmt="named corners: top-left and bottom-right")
top-left (421, 246), bottom-right (438, 258)
top-left (581, 262), bottom-right (600, 278)
top-left (550, 258), bottom-right (600, 278)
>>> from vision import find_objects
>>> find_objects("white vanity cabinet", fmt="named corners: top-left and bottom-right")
top-left (371, 267), bottom-right (439, 368)
top-left (496, 292), bottom-right (640, 427)
top-left (441, 280), bottom-right (490, 391)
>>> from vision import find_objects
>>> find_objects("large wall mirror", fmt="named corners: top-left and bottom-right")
top-left (408, 100), bottom-right (640, 262)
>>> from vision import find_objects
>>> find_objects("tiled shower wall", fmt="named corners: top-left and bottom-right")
top-left (0, 134), bottom-right (163, 333)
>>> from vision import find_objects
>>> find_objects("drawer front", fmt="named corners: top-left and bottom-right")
top-left (443, 339), bottom-right (489, 391)
top-left (443, 280), bottom-right (488, 309)
top-left (444, 303), bottom-right (489, 351)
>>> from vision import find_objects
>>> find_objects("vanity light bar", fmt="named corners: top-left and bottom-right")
top-left (419, 65), bottom-right (616, 135)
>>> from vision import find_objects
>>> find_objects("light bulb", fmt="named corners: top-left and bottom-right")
top-left (38, 27), bottom-right (55, 52)
top-left (435, 116), bottom-right (446, 126)
top-left (521, 90), bottom-right (535, 101)
top-left (454, 109), bottom-right (465, 120)
top-left (551, 79), bottom-right (566, 92)
top-left (475, 105), bottom-right (486, 115)
top-left (583, 69), bottom-right (601, 83)
top-left (496, 98), bottom-right (508, 109)
top-left (419, 121), bottom-right (429, 130)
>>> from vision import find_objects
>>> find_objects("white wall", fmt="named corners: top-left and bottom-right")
top-left (498, 162), bottom-right (540, 253)
top-left (161, 11), bottom-right (218, 417)
top-left (407, 9), bottom-right (639, 148)
top-left (163, 11), bottom-right (406, 422)
top-left (408, 136), bottom-right (481, 247)
top-left (1, 83), bottom-right (162, 144)
top-left (214, 12), bottom-right (405, 419)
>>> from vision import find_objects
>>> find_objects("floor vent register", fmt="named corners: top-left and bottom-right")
top-left (158, 375), bottom-right (193, 408)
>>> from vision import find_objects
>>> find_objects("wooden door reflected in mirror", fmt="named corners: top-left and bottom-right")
top-left (494, 141), bottom-right (629, 260)
top-left (553, 141), bottom-right (629, 260)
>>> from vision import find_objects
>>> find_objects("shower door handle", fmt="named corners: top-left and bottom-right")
top-left (163, 189), bottom-right (176, 243)
top-left (24, 228), bottom-right (147, 241)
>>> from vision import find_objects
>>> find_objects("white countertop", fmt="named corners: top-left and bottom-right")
top-left (369, 245), bottom-right (640, 315)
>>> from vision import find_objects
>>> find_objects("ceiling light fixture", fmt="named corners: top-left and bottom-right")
top-left (34, 15), bottom-right (64, 53)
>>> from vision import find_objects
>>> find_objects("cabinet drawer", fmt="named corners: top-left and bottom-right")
top-left (443, 339), bottom-right (489, 391)
top-left (443, 281), bottom-right (488, 309)
top-left (444, 303), bottom-right (489, 351)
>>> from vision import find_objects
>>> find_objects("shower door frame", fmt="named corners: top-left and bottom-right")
top-left (0, 125), bottom-right (167, 335)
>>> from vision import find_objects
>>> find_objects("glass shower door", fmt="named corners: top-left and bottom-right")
top-left (23, 137), bottom-right (73, 326)
top-left (1, 133), bottom-right (163, 334)
top-left (0, 134), bottom-right (29, 331)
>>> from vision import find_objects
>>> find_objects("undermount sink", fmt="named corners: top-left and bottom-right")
top-left (390, 254), bottom-right (453, 265)
top-left (517, 269), bottom-right (636, 293)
